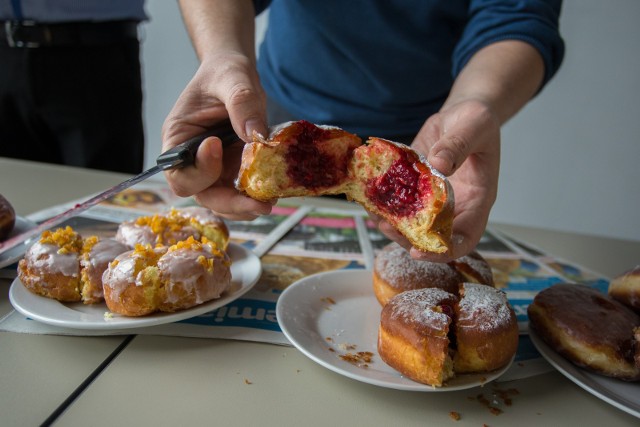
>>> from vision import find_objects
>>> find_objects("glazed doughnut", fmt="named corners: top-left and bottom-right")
top-left (372, 242), bottom-right (494, 306)
top-left (528, 284), bottom-right (640, 381)
top-left (608, 266), bottom-right (640, 312)
top-left (102, 236), bottom-right (232, 317)
top-left (378, 284), bottom-right (518, 386)
top-left (235, 120), bottom-right (453, 254)
top-left (17, 227), bottom-right (128, 303)
top-left (0, 193), bottom-right (16, 241)
top-left (115, 207), bottom-right (229, 250)
top-left (80, 236), bottom-right (131, 304)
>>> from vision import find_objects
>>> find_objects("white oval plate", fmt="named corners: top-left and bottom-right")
top-left (0, 217), bottom-right (38, 269)
top-left (530, 329), bottom-right (640, 418)
top-left (9, 243), bottom-right (261, 330)
top-left (276, 269), bottom-right (513, 391)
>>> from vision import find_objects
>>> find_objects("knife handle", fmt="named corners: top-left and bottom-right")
top-left (155, 119), bottom-right (240, 170)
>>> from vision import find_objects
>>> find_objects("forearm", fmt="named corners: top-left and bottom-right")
top-left (178, 0), bottom-right (256, 62)
top-left (443, 40), bottom-right (545, 125)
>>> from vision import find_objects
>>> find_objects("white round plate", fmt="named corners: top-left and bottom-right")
top-left (0, 217), bottom-right (38, 269)
top-left (276, 269), bottom-right (513, 391)
top-left (9, 243), bottom-right (261, 330)
top-left (529, 328), bottom-right (640, 418)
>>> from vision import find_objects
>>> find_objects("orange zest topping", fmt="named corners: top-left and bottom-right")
top-left (40, 226), bottom-right (83, 255)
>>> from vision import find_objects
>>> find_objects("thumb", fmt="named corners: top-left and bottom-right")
top-left (220, 77), bottom-right (268, 142)
top-left (427, 133), bottom-right (471, 176)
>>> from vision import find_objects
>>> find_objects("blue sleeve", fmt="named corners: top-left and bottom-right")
top-left (453, 0), bottom-right (565, 87)
top-left (253, 0), bottom-right (272, 15)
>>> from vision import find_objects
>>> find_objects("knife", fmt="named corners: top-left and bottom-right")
top-left (0, 119), bottom-right (240, 255)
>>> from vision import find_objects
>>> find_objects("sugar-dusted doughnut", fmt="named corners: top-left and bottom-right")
top-left (373, 242), bottom-right (493, 306)
top-left (378, 283), bottom-right (518, 386)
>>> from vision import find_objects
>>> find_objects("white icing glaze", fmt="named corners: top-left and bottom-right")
top-left (115, 220), bottom-right (200, 247)
top-left (84, 238), bottom-right (129, 268)
top-left (178, 206), bottom-right (225, 227)
top-left (158, 246), bottom-right (230, 304)
top-left (24, 242), bottom-right (79, 277)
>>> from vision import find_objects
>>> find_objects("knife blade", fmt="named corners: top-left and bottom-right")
top-left (0, 119), bottom-right (240, 255)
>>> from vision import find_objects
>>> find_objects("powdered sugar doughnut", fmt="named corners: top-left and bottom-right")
top-left (454, 283), bottom-right (519, 373)
top-left (373, 242), bottom-right (494, 306)
top-left (377, 283), bottom-right (518, 386)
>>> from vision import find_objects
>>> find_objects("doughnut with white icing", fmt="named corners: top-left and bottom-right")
top-left (17, 227), bottom-right (128, 303)
top-left (102, 236), bottom-right (232, 316)
top-left (116, 207), bottom-right (229, 250)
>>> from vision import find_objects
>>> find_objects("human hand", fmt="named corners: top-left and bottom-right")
top-left (161, 52), bottom-right (273, 220)
top-left (375, 99), bottom-right (501, 262)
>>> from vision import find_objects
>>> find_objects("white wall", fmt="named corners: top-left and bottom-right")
top-left (140, 0), bottom-right (640, 242)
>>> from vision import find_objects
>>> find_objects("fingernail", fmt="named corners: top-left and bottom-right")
top-left (430, 149), bottom-right (456, 174)
top-left (245, 118), bottom-right (266, 141)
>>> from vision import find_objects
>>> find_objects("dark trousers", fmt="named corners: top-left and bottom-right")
top-left (0, 38), bottom-right (144, 174)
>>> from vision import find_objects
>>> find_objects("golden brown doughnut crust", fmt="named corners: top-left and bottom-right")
top-left (0, 193), bottom-right (16, 241)
top-left (528, 283), bottom-right (640, 381)
top-left (378, 284), bottom-right (518, 386)
top-left (372, 242), bottom-right (494, 306)
top-left (454, 283), bottom-right (518, 373)
top-left (18, 228), bottom-right (129, 304)
top-left (378, 288), bottom-right (457, 386)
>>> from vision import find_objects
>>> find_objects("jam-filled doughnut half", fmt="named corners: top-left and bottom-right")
top-left (236, 120), bottom-right (362, 200)
top-left (347, 137), bottom-right (452, 254)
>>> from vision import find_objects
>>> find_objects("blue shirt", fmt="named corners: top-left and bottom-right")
top-left (254, 0), bottom-right (564, 138)
top-left (0, 0), bottom-right (147, 22)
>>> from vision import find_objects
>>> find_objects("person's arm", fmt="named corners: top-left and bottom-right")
top-left (380, 40), bottom-right (545, 262)
top-left (162, 0), bottom-right (271, 220)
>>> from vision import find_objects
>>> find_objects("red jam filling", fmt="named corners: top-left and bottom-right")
top-left (440, 304), bottom-right (454, 318)
top-left (285, 121), bottom-right (346, 189)
top-left (366, 146), bottom-right (432, 217)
